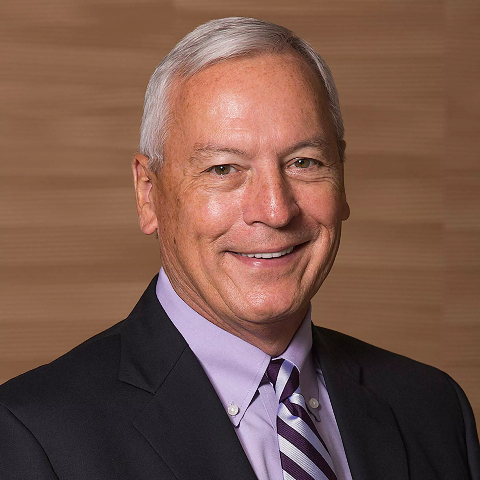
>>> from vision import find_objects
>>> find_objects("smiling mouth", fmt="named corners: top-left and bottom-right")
top-left (235, 246), bottom-right (295, 259)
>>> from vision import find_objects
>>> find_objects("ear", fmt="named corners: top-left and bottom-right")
top-left (132, 153), bottom-right (158, 235)
top-left (338, 159), bottom-right (350, 221)
top-left (341, 197), bottom-right (350, 221)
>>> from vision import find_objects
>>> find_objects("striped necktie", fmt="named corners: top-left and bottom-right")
top-left (267, 358), bottom-right (338, 480)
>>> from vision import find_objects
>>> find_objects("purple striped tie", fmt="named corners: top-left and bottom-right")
top-left (267, 358), bottom-right (338, 480)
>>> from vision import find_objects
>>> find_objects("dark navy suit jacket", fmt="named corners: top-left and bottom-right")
top-left (1, 276), bottom-right (479, 479)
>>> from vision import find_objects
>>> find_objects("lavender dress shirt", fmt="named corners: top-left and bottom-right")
top-left (156, 269), bottom-right (352, 480)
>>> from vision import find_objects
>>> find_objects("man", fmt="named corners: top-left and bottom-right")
top-left (0, 17), bottom-right (479, 480)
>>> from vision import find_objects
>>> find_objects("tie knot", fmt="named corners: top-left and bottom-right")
top-left (266, 358), bottom-right (300, 403)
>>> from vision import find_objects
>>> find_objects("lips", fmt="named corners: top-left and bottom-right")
top-left (236, 246), bottom-right (295, 259)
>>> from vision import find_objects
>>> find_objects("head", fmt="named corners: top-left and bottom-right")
top-left (133, 18), bottom-right (350, 355)
top-left (139, 17), bottom-right (346, 173)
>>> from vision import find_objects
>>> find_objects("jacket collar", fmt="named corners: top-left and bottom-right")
top-left (118, 275), bottom-right (187, 393)
top-left (118, 275), bottom-right (257, 480)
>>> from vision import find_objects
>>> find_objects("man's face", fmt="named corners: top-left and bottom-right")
top-left (142, 52), bottom-right (349, 347)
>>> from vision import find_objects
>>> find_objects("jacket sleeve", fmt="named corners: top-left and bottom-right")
top-left (0, 403), bottom-right (59, 479)
top-left (446, 375), bottom-right (480, 480)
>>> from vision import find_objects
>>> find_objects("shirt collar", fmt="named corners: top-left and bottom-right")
top-left (155, 268), bottom-right (313, 427)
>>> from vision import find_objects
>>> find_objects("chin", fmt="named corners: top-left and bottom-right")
top-left (229, 293), bottom-right (304, 325)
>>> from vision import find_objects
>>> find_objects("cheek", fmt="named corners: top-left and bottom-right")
top-left (301, 187), bottom-right (344, 226)
top-left (182, 191), bottom-right (239, 241)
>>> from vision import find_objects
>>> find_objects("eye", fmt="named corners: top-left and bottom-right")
top-left (292, 158), bottom-right (317, 169)
top-left (212, 164), bottom-right (233, 175)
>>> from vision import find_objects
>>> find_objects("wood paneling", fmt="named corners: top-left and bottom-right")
top-left (1, 0), bottom-right (479, 422)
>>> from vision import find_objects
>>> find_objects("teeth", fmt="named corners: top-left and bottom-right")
top-left (239, 246), bottom-right (294, 259)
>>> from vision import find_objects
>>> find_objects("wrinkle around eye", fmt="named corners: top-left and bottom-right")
top-left (285, 158), bottom-right (343, 184)
top-left (288, 156), bottom-right (342, 172)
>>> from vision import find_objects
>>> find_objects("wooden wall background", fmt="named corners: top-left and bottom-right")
top-left (1, 0), bottom-right (479, 423)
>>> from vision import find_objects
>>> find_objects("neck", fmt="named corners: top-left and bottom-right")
top-left (216, 316), bottom-right (305, 357)
top-left (163, 267), bottom-right (309, 357)
top-left (189, 298), bottom-right (308, 357)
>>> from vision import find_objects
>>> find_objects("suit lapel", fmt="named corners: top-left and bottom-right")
top-left (313, 327), bottom-right (409, 480)
top-left (118, 277), bottom-right (410, 479)
top-left (118, 277), bottom-right (256, 480)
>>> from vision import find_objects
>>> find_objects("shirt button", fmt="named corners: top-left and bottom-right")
top-left (308, 398), bottom-right (319, 409)
top-left (228, 404), bottom-right (239, 416)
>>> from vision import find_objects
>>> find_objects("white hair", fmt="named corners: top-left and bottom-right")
top-left (139, 17), bottom-right (345, 172)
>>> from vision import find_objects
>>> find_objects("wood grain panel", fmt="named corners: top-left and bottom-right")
top-left (1, 0), bottom-right (479, 424)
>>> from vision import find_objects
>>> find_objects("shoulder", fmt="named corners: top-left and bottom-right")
top-left (0, 319), bottom-right (126, 414)
top-left (0, 276), bottom-right (162, 414)
top-left (315, 325), bottom-right (476, 430)
top-left (315, 326), bottom-right (480, 477)
top-left (316, 325), bottom-right (445, 378)
top-left (0, 313), bottom-right (159, 464)
top-left (315, 325), bottom-right (470, 415)
top-left (315, 326), bottom-right (480, 475)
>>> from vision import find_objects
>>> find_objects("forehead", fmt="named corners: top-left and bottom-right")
top-left (160, 52), bottom-right (340, 170)
top-left (163, 54), bottom-right (335, 157)
top-left (170, 52), bottom-right (327, 120)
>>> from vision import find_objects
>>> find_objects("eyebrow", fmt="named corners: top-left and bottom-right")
top-left (280, 137), bottom-right (332, 158)
top-left (190, 144), bottom-right (249, 163)
top-left (190, 136), bottom-right (332, 163)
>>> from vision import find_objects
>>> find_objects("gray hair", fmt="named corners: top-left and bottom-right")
top-left (139, 17), bottom-right (345, 172)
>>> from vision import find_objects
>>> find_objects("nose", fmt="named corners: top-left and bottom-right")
top-left (242, 169), bottom-right (300, 228)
